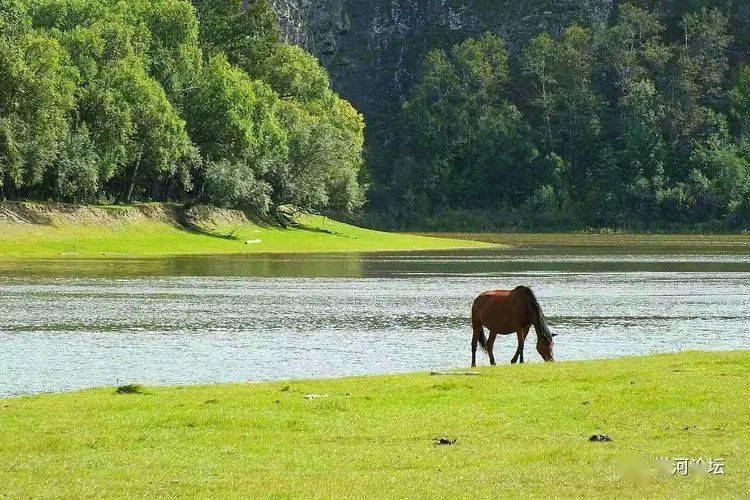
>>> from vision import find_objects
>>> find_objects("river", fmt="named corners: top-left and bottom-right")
top-left (1, 244), bottom-right (749, 396)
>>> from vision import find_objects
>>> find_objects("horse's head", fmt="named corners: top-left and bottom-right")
top-left (536, 333), bottom-right (556, 362)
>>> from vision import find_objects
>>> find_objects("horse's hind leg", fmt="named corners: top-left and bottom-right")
top-left (471, 335), bottom-right (478, 367)
top-left (486, 332), bottom-right (498, 365)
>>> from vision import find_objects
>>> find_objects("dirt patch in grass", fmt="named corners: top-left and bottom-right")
top-left (0, 202), bottom-right (252, 229)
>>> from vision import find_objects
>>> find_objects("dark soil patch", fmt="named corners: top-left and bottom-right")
top-left (433, 437), bottom-right (457, 446)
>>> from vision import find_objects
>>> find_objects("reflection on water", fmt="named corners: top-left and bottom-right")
top-left (1, 247), bottom-right (749, 396)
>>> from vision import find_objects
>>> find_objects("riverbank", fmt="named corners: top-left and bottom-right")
top-left (0, 202), bottom-right (489, 259)
top-left (428, 232), bottom-right (750, 251)
top-left (1, 350), bottom-right (747, 497)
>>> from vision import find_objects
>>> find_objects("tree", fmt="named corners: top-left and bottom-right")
top-left (192, 0), bottom-right (279, 78)
top-left (259, 43), bottom-right (329, 102)
top-left (51, 125), bottom-right (100, 202)
top-left (682, 8), bottom-right (731, 107)
top-left (618, 79), bottom-right (668, 219)
top-left (275, 93), bottom-right (365, 212)
top-left (603, 3), bottom-right (669, 87)
top-left (522, 33), bottom-right (555, 149)
top-left (689, 124), bottom-right (750, 220)
top-left (0, 0), bottom-right (367, 218)
top-left (403, 33), bottom-right (535, 209)
top-left (0, 9), bottom-right (77, 198)
top-left (521, 25), bottom-right (603, 214)
top-left (186, 54), bottom-right (285, 213)
top-left (84, 58), bottom-right (192, 202)
top-left (730, 65), bottom-right (750, 138)
top-left (130, 0), bottom-right (203, 108)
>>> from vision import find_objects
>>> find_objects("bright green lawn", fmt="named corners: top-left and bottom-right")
top-left (0, 213), bottom-right (489, 259)
top-left (2, 351), bottom-right (748, 498)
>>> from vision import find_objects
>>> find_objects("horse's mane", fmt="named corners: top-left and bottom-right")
top-left (517, 286), bottom-right (552, 342)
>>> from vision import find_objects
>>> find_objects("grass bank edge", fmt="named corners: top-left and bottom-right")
top-left (0, 203), bottom-right (494, 259)
top-left (4, 349), bottom-right (746, 400)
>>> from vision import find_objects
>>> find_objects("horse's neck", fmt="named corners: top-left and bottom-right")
top-left (531, 315), bottom-right (549, 341)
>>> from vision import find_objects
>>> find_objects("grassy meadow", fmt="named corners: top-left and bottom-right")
top-left (0, 203), bottom-right (489, 259)
top-left (1, 350), bottom-right (748, 497)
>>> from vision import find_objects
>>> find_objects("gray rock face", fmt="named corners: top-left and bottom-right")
top-left (272, 0), bottom-right (616, 151)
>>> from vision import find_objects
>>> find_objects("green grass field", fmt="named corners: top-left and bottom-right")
top-left (1, 351), bottom-right (748, 498)
top-left (0, 204), bottom-right (489, 259)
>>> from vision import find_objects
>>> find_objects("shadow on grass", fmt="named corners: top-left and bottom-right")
top-left (295, 220), bottom-right (353, 239)
top-left (172, 205), bottom-right (250, 241)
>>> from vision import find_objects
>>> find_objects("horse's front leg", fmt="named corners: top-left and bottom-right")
top-left (486, 332), bottom-right (498, 365)
top-left (511, 329), bottom-right (526, 364)
top-left (519, 326), bottom-right (530, 363)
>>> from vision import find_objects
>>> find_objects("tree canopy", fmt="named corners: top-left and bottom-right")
top-left (2, 0), bottom-right (748, 230)
top-left (388, 3), bottom-right (750, 230)
top-left (0, 0), bottom-right (365, 217)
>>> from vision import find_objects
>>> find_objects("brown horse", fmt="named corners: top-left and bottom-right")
top-left (471, 286), bottom-right (555, 366)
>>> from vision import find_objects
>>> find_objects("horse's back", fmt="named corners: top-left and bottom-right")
top-left (473, 288), bottom-right (532, 334)
top-left (473, 288), bottom-right (525, 305)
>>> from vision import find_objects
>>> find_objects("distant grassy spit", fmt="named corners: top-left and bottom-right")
top-left (1, 351), bottom-right (747, 497)
top-left (0, 203), bottom-right (489, 259)
top-left (427, 232), bottom-right (750, 251)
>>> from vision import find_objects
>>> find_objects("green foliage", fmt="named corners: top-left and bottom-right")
top-left (203, 159), bottom-right (271, 213)
top-left (276, 96), bottom-right (365, 212)
top-left (52, 126), bottom-right (99, 202)
top-left (403, 33), bottom-right (535, 210)
top-left (393, 2), bottom-right (750, 230)
top-left (0, 5), bottom-right (77, 194)
top-left (0, 0), bottom-right (365, 217)
top-left (260, 43), bottom-right (329, 101)
top-left (730, 65), bottom-right (750, 137)
top-left (187, 54), bottom-right (284, 165)
top-left (192, 0), bottom-right (279, 78)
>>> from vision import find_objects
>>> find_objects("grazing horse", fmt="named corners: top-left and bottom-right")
top-left (471, 286), bottom-right (555, 366)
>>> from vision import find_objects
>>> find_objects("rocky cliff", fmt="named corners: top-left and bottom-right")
top-left (271, 0), bottom-right (615, 158)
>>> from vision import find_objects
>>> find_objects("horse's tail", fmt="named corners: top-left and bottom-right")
top-left (520, 286), bottom-right (552, 341)
top-left (471, 300), bottom-right (488, 352)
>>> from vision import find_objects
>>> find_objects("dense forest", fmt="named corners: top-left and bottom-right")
top-left (0, 0), bottom-right (364, 221)
top-left (369, 2), bottom-right (750, 230)
top-left (2, 0), bottom-right (749, 231)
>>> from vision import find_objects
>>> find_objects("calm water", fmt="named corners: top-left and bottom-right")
top-left (1, 246), bottom-right (749, 397)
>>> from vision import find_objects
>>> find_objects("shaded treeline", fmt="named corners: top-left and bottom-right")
top-left (368, 2), bottom-right (750, 231)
